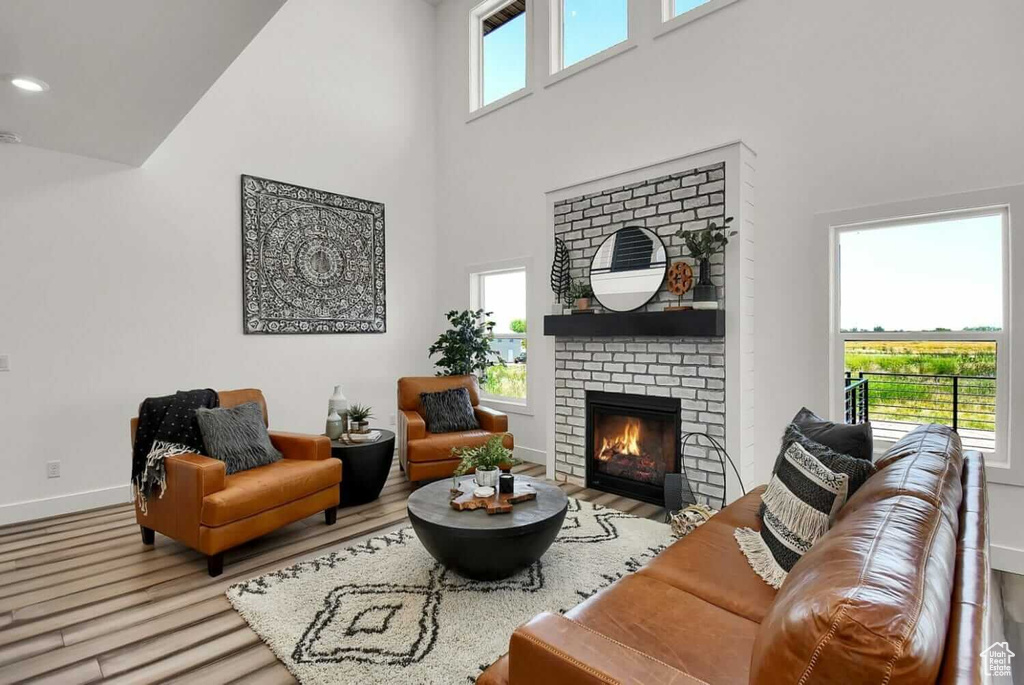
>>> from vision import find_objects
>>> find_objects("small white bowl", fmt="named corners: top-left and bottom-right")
top-left (473, 486), bottom-right (495, 498)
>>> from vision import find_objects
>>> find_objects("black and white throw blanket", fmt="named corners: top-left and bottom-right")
top-left (131, 389), bottom-right (218, 513)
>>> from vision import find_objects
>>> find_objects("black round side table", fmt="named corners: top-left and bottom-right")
top-left (330, 428), bottom-right (396, 506)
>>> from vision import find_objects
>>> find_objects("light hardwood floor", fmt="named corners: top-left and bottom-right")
top-left (0, 462), bottom-right (665, 684)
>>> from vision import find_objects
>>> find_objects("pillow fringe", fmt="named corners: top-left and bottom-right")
top-left (734, 527), bottom-right (787, 589)
top-left (761, 478), bottom-right (829, 539)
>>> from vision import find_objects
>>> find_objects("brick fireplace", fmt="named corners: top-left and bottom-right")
top-left (586, 391), bottom-right (681, 505)
top-left (544, 143), bottom-right (756, 509)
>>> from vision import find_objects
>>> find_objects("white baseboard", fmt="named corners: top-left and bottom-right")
top-left (0, 484), bottom-right (131, 526)
top-left (514, 445), bottom-right (546, 466)
top-left (992, 544), bottom-right (1024, 575)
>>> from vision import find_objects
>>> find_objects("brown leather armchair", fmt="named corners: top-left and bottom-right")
top-left (397, 376), bottom-right (514, 483)
top-left (131, 389), bottom-right (342, 577)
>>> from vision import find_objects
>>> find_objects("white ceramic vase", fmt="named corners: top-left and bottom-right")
top-left (328, 385), bottom-right (348, 424)
top-left (474, 467), bottom-right (499, 488)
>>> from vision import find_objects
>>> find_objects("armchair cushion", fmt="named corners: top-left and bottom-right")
top-left (201, 458), bottom-right (341, 527)
top-left (407, 430), bottom-right (513, 464)
top-left (419, 387), bottom-right (479, 433)
top-left (196, 402), bottom-right (282, 474)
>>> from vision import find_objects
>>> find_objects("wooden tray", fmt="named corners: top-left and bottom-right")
top-left (449, 482), bottom-right (537, 515)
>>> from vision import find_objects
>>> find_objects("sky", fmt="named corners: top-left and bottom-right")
top-left (840, 213), bottom-right (1003, 331)
top-left (482, 270), bottom-right (526, 334)
top-left (483, 0), bottom-right (712, 105)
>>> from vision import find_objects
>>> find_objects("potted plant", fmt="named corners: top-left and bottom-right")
top-left (676, 217), bottom-right (736, 309)
top-left (347, 403), bottom-right (373, 433)
top-left (428, 309), bottom-right (502, 383)
top-left (452, 434), bottom-right (521, 488)
top-left (567, 279), bottom-right (594, 312)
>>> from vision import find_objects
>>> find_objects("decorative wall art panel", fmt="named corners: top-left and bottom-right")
top-left (241, 175), bottom-right (386, 334)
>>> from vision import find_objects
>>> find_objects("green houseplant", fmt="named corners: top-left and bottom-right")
top-left (452, 434), bottom-right (521, 488)
top-left (567, 279), bottom-right (594, 312)
top-left (676, 216), bottom-right (736, 307)
top-left (347, 403), bottom-right (373, 433)
top-left (428, 309), bottom-right (502, 382)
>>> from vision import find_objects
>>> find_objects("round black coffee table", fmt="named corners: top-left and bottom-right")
top-left (407, 475), bottom-right (568, 580)
top-left (330, 429), bottom-right (396, 506)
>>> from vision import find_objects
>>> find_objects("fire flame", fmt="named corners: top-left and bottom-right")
top-left (598, 418), bottom-right (642, 460)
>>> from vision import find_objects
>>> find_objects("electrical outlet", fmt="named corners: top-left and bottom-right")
top-left (0, 355), bottom-right (9, 372)
top-left (389, 413), bottom-right (396, 426)
top-left (46, 460), bottom-right (60, 479)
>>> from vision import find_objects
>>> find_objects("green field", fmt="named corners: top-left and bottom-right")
top-left (845, 341), bottom-right (996, 430)
top-left (483, 363), bottom-right (527, 399)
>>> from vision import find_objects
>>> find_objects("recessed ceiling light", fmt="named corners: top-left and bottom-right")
top-left (0, 132), bottom-right (22, 144)
top-left (10, 76), bottom-right (49, 92)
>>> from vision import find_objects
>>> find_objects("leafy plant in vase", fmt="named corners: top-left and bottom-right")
top-left (428, 309), bottom-right (503, 385)
top-left (451, 434), bottom-right (521, 489)
top-left (567, 279), bottom-right (594, 313)
top-left (676, 216), bottom-right (736, 310)
top-left (347, 403), bottom-right (373, 433)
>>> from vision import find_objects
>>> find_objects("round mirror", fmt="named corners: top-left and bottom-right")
top-left (589, 226), bottom-right (668, 312)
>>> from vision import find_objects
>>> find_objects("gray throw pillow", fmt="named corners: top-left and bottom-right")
top-left (195, 402), bottom-right (282, 475)
top-left (420, 387), bottom-right (479, 433)
top-left (792, 407), bottom-right (873, 460)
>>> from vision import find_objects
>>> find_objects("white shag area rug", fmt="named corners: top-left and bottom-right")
top-left (227, 498), bottom-right (671, 685)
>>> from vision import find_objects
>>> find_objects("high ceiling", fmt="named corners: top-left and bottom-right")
top-left (0, 0), bottom-right (285, 166)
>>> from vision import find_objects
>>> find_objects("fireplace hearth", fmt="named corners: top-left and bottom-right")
top-left (586, 391), bottom-right (681, 505)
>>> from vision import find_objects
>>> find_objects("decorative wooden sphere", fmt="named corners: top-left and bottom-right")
top-left (667, 261), bottom-right (694, 296)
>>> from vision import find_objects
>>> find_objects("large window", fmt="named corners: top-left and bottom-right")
top-left (669, 0), bottom-right (711, 18)
top-left (552, 0), bottom-right (628, 71)
top-left (472, 267), bottom-right (528, 404)
top-left (471, 0), bottom-right (528, 111)
top-left (832, 208), bottom-right (1008, 454)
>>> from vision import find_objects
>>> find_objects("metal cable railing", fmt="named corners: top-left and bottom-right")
top-left (844, 371), bottom-right (996, 431)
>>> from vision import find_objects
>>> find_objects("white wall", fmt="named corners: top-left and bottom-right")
top-left (0, 0), bottom-right (439, 523)
top-left (432, 0), bottom-right (1024, 567)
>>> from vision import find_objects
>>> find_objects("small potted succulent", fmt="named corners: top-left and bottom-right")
top-left (347, 403), bottom-right (373, 433)
top-left (567, 279), bottom-right (594, 312)
top-left (452, 434), bottom-right (521, 488)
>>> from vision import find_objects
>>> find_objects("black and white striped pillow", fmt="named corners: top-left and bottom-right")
top-left (735, 441), bottom-right (849, 588)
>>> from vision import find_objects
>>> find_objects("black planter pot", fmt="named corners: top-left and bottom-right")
top-left (693, 258), bottom-right (715, 302)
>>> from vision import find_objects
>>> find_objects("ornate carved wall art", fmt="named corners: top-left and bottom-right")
top-left (241, 175), bottom-right (386, 334)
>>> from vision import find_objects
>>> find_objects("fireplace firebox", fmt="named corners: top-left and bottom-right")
top-left (585, 391), bottom-right (681, 505)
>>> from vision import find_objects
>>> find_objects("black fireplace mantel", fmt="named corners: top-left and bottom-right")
top-left (543, 309), bottom-right (724, 338)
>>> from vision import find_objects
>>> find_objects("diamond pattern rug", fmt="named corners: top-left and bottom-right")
top-left (227, 498), bottom-right (671, 684)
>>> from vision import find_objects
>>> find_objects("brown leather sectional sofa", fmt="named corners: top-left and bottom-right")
top-left (479, 424), bottom-right (989, 684)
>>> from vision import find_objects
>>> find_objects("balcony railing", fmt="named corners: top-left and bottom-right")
top-left (844, 371), bottom-right (996, 436)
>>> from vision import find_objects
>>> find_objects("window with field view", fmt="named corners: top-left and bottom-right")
top-left (473, 268), bottom-right (528, 403)
top-left (836, 209), bottom-right (1006, 452)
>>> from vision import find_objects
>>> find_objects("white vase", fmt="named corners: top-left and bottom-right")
top-left (474, 467), bottom-right (500, 488)
top-left (328, 385), bottom-right (348, 424)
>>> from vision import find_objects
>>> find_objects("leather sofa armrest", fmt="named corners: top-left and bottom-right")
top-left (167, 453), bottom-right (226, 497)
top-left (136, 453), bottom-right (225, 549)
top-left (508, 613), bottom-right (701, 685)
top-left (269, 431), bottom-right (332, 461)
top-left (474, 405), bottom-right (508, 433)
top-left (400, 410), bottom-right (427, 440)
